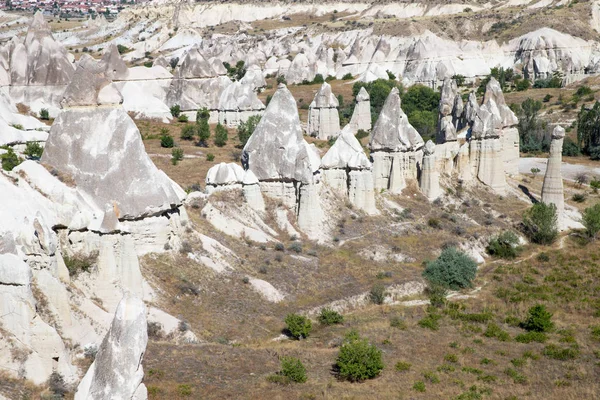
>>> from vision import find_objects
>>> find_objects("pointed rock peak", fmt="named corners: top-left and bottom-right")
top-left (356, 87), bottom-right (370, 102)
top-left (322, 125), bottom-right (370, 170)
top-left (61, 54), bottom-right (122, 108)
top-left (277, 82), bottom-right (286, 90)
top-left (29, 11), bottom-right (51, 33)
top-left (369, 87), bottom-right (424, 152)
top-left (483, 77), bottom-right (518, 127)
top-left (439, 78), bottom-right (458, 116)
top-left (552, 125), bottom-right (566, 139)
top-left (424, 140), bottom-right (436, 155)
top-left (102, 44), bottom-right (128, 80)
top-left (483, 77), bottom-right (507, 106)
top-left (242, 84), bottom-right (315, 183)
top-left (312, 82), bottom-right (338, 108)
top-left (177, 45), bottom-right (216, 79)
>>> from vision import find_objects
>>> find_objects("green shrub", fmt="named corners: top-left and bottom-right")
top-left (423, 370), bottom-right (439, 383)
top-left (444, 353), bottom-right (458, 363)
top-left (63, 252), bottom-right (97, 276)
top-left (522, 202), bottom-right (558, 245)
top-left (427, 283), bottom-right (448, 308)
top-left (342, 73), bottom-right (353, 80)
top-left (484, 323), bottom-right (510, 341)
top-left (413, 381), bottom-right (426, 392)
top-left (171, 148), bottom-right (184, 165)
top-left (206, 153), bottom-right (215, 161)
top-left (370, 283), bottom-right (386, 305)
top-left (24, 141), bottom-right (43, 159)
top-left (389, 316), bottom-right (407, 329)
top-left (562, 137), bottom-right (580, 156)
top-left (504, 367), bottom-right (527, 384)
top-left (395, 361), bottom-right (411, 372)
top-left (461, 366), bottom-right (483, 375)
top-left (582, 203), bottom-right (600, 240)
top-left (39, 108), bottom-right (50, 120)
top-left (590, 325), bottom-right (600, 341)
top-left (288, 242), bottom-right (302, 253)
top-left (178, 114), bottom-right (188, 123)
top-left (422, 247), bottom-right (477, 290)
top-left (335, 331), bottom-right (384, 382)
top-left (571, 193), bottom-right (586, 203)
top-left (1, 148), bottom-right (21, 171)
top-left (318, 308), bottom-right (344, 325)
top-left (237, 115), bottom-right (261, 147)
top-left (419, 312), bottom-right (442, 331)
top-left (542, 344), bottom-right (579, 360)
top-left (170, 104), bottom-right (181, 117)
top-left (160, 134), bottom-right (174, 148)
top-left (437, 364), bottom-right (455, 373)
top-left (197, 117), bottom-right (211, 146)
top-left (117, 44), bottom-right (130, 54)
top-left (355, 129), bottom-right (369, 140)
top-left (214, 123), bottom-right (228, 147)
top-left (520, 304), bottom-right (553, 332)
top-left (274, 356), bottom-right (307, 383)
top-left (180, 124), bottom-right (196, 140)
top-left (486, 231), bottom-right (521, 259)
top-left (285, 313), bottom-right (312, 339)
top-left (514, 331), bottom-right (547, 343)
top-left (177, 384), bottom-right (192, 396)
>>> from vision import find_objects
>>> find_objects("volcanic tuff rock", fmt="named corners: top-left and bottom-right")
top-left (60, 54), bottom-right (122, 107)
top-left (102, 43), bottom-right (129, 81)
top-left (217, 81), bottom-right (265, 127)
top-left (242, 84), bottom-right (317, 184)
top-left (348, 86), bottom-right (371, 132)
top-left (437, 78), bottom-right (463, 144)
top-left (307, 82), bottom-right (341, 140)
top-left (541, 125), bottom-right (565, 229)
top-left (419, 140), bottom-right (441, 201)
top-left (75, 294), bottom-right (148, 400)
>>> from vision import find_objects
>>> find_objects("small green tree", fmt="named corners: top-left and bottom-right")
top-left (342, 73), bottom-right (353, 80)
top-left (335, 330), bottom-right (384, 382)
top-left (180, 124), bottom-right (196, 141)
top-left (520, 304), bottom-right (553, 333)
top-left (160, 134), bottom-right (174, 148)
top-left (170, 104), bottom-right (181, 118)
top-left (178, 114), bottom-right (188, 123)
top-left (1, 148), bottom-right (21, 171)
top-left (285, 313), bottom-right (312, 339)
top-left (171, 148), bottom-right (184, 165)
top-left (318, 308), bottom-right (344, 325)
top-left (313, 73), bottom-right (324, 84)
top-left (197, 117), bottom-right (211, 146)
top-left (280, 356), bottom-right (307, 383)
top-left (582, 203), bottom-right (600, 240)
top-left (522, 203), bottom-right (558, 245)
top-left (237, 115), bottom-right (261, 147)
top-left (214, 123), bottom-right (228, 147)
top-left (196, 107), bottom-right (210, 122)
top-left (39, 108), bottom-right (50, 120)
top-left (486, 231), bottom-right (521, 259)
top-left (422, 247), bottom-right (477, 290)
top-left (24, 142), bottom-right (43, 159)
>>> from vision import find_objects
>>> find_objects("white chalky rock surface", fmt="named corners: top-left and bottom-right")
top-left (307, 82), bottom-right (340, 140)
top-left (541, 126), bottom-right (566, 229)
top-left (419, 140), bottom-right (441, 201)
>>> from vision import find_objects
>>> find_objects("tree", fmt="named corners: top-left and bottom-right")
top-left (171, 148), bottom-right (184, 165)
top-left (517, 98), bottom-right (547, 153)
top-left (214, 123), bottom-right (228, 147)
top-left (39, 108), bottom-right (50, 120)
top-left (196, 107), bottom-right (210, 122)
top-left (180, 124), bottom-right (196, 141)
top-left (486, 231), bottom-right (521, 259)
top-left (422, 247), bottom-right (477, 290)
top-left (284, 313), bottom-right (312, 339)
top-left (197, 117), bottom-right (210, 146)
top-left (407, 110), bottom-right (437, 142)
top-left (577, 102), bottom-right (600, 156)
top-left (521, 304), bottom-right (553, 333)
top-left (313, 73), bottom-right (324, 84)
top-left (352, 79), bottom-right (402, 123)
top-left (1, 148), bottom-right (21, 171)
top-left (522, 202), bottom-right (558, 245)
top-left (582, 203), bottom-right (600, 240)
top-left (160, 134), bottom-right (174, 148)
top-left (169, 57), bottom-right (179, 69)
top-left (452, 74), bottom-right (466, 86)
top-left (335, 330), bottom-right (384, 382)
top-left (237, 115), bottom-right (261, 147)
top-left (386, 70), bottom-right (396, 80)
top-left (24, 142), bottom-right (43, 159)
top-left (170, 104), bottom-right (181, 118)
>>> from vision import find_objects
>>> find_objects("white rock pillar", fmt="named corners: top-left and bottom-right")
top-left (420, 140), bottom-right (441, 201)
top-left (541, 126), bottom-right (565, 229)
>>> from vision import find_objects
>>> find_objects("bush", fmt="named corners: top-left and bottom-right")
top-left (422, 247), bottom-right (477, 290)
top-left (271, 356), bottom-right (307, 383)
top-left (520, 304), bottom-right (553, 332)
top-left (170, 104), bottom-right (181, 118)
top-left (543, 94), bottom-right (553, 103)
top-left (582, 203), bottom-right (600, 240)
top-left (370, 283), bottom-right (386, 304)
top-left (543, 344), bottom-right (579, 360)
top-left (63, 252), bottom-right (97, 276)
top-left (313, 73), bottom-right (324, 84)
top-left (24, 141), bottom-right (43, 159)
top-left (418, 312), bottom-right (442, 330)
top-left (206, 153), bottom-right (215, 161)
top-left (214, 123), bottom-right (228, 147)
top-left (285, 313), bottom-right (312, 339)
top-left (522, 203), bottom-right (558, 245)
top-left (514, 331), bottom-right (547, 343)
top-left (572, 193), bottom-right (586, 203)
top-left (171, 148), bottom-right (184, 165)
top-left (413, 381), bottom-right (426, 392)
top-left (318, 308), bottom-right (343, 325)
top-left (178, 114), bottom-right (188, 123)
top-left (197, 118), bottom-right (210, 146)
top-left (180, 124), bottom-right (196, 140)
top-left (335, 331), bottom-right (384, 382)
top-left (39, 108), bottom-right (50, 120)
top-left (288, 242), bottom-right (302, 253)
top-left (237, 115), bottom-right (261, 147)
top-left (48, 372), bottom-right (68, 397)
top-left (1, 148), bottom-right (21, 171)
top-left (562, 137), bottom-right (580, 156)
top-left (484, 323), bottom-right (511, 341)
top-left (427, 283), bottom-right (448, 308)
top-left (196, 107), bottom-right (210, 122)
top-left (342, 73), bottom-right (353, 80)
top-left (169, 57), bottom-right (179, 69)
top-left (160, 134), bottom-right (174, 148)
top-left (486, 231), bottom-right (521, 259)
top-left (355, 129), bottom-right (369, 140)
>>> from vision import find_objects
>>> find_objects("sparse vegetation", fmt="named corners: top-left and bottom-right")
top-left (171, 148), bottom-right (184, 165)
top-left (24, 142), bottom-right (43, 159)
top-left (63, 252), bottom-right (97, 277)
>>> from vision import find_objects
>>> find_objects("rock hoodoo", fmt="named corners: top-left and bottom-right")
top-left (369, 87), bottom-right (424, 193)
top-left (436, 78), bottom-right (463, 144)
top-left (217, 81), bottom-right (265, 127)
top-left (348, 86), bottom-right (371, 133)
top-left (419, 140), bottom-right (441, 201)
top-left (74, 294), bottom-right (148, 400)
top-left (307, 82), bottom-right (340, 140)
top-left (321, 125), bottom-right (377, 214)
top-left (541, 125), bottom-right (565, 229)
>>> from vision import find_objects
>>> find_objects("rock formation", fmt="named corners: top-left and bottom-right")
top-left (321, 125), bottom-right (377, 214)
top-left (242, 83), bottom-right (324, 235)
top-left (307, 82), bottom-right (340, 140)
top-left (348, 87), bottom-right (371, 133)
top-left (541, 126), bottom-right (565, 229)
top-left (437, 78), bottom-right (463, 144)
top-left (217, 81), bottom-right (265, 127)
top-left (369, 87), bottom-right (424, 193)
top-left (419, 140), bottom-right (441, 201)
top-left (285, 52), bottom-right (317, 85)
top-left (74, 294), bottom-right (148, 400)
